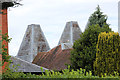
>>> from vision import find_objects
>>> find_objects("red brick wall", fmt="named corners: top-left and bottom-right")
top-left (0, 8), bottom-right (8, 73)
top-left (1, 9), bottom-right (8, 51)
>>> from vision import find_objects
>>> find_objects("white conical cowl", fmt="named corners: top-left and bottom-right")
top-left (17, 24), bottom-right (50, 62)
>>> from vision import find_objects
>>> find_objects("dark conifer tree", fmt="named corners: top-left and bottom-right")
top-left (86, 5), bottom-right (108, 28)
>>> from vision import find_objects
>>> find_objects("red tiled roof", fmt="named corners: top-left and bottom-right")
top-left (32, 45), bottom-right (72, 71)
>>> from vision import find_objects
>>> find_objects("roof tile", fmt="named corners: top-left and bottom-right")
top-left (32, 45), bottom-right (72, 71)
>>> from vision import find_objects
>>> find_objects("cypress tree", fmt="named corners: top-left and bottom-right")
top-left (94, 32), bottom-right (120, 76)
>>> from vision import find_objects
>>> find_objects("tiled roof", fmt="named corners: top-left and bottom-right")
top-left (32, 45), bottom-right (72, 71)
top-left (9, 56), bottom-right (48, 72)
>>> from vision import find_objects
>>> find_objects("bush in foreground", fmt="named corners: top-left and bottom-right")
top-left (2, 66), bottom-right (120, 79)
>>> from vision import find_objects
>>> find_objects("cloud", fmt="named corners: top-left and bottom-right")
top-left (109, 26), bottom-right (118, 32)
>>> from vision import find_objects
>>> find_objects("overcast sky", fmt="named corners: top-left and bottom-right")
top-left (8, 0), bottom-right (119, 56)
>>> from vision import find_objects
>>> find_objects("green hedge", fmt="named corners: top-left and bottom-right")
top-left (2, 66), bottom-right (120, 79)
top-left (94, 32), bottom-right (120, 76)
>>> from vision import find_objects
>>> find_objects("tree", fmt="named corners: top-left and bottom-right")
top-left (70, 5), bottom-right (112, 72)
top-left (70, 24), bottom-right (111, 72)
top-left (94, 32), bottom-right (120, 76)
top-left (1, 0), bottom-right (22, 9)
top-left (86, 5), bottom-right (108, 29)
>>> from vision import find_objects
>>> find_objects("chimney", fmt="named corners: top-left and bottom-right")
top-left (0, 0), bottom-right (14, 73)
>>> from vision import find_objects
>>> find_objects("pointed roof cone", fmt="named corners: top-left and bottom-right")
top-left (58, 21), bottom-right (82, 46)
top-left (17, 24), bottom-right (50, 62)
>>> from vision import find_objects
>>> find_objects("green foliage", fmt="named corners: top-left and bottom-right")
top-left (3, 67), bottom-right (94, 78)
top-left (70, 24), bottom-right (111, 72)
top-left (2, 66), bottom-right (120, 79)
top-left (1, 33), bottom-right (11, 66)
top-left (94, 32), bottom-right (120, 76)
top-left (0, 32), bottom-right (11, 78)
top-left (70, 5), bottom-right (112, 72)
top-left (86, 5), bottom-right (108, 28)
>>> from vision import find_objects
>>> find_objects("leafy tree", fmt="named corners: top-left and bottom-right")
top-left (86, 5), bottom-right (108, 28)
top-left (1, 0), bottom-right (22, 9)
top-left (70, 5), bottom-right (112, 72)
top-left (70, 24), bottom-right (111, 72)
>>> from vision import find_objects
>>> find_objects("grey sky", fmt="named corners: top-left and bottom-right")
top-left (8, 0), bottom-right (118, 56)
